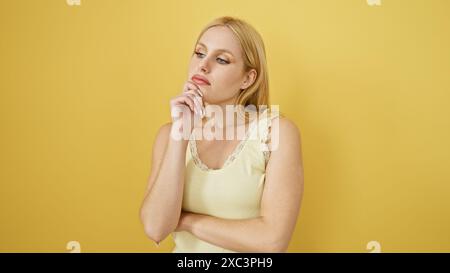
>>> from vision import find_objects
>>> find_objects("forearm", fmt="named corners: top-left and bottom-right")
top-left (140, 136), bottom-right (188, 242)
top-left (179, 212), bottom-right (286, 253)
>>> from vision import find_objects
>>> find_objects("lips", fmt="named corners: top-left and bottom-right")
top-left (191, 74), bottom-right (211, 85)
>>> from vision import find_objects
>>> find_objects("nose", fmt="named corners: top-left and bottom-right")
top-left (199, 58), bottom-right (209, 73)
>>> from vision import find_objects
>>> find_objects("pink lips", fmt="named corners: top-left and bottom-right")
top-left (191, 74), bottom-right (211, 86)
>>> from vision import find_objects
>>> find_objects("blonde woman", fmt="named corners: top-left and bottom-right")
top-left (140, 16), bottom-right (304, 253)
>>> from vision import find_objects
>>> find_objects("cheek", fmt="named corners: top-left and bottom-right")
top-left (220, 79), bottom-right (242, 96)
top-left (188, 58), bottom-right (198, 72)
top-left (215, 69), bottom-right (242, 86)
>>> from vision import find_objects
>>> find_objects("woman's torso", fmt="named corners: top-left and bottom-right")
top-left (171, 109), bottom-right (278, 253)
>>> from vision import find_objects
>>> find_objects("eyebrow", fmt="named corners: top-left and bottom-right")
top-left (196, 42), bottom-right (235, 57)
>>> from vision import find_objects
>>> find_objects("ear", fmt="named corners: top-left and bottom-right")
top-left (240, 69), bottom-right (257, 90)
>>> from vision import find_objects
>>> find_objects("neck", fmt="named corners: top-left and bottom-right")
top-left (202, 102), bottom-right (251, 129)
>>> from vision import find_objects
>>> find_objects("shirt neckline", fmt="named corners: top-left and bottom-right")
top-left (189, 118), bottom-right (259, 172)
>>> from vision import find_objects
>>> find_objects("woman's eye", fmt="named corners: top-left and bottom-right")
top-left (194, 51), bottom-right (229, 64)
top-left (217, 58), bottom-right (229, 64)
top-left (194, 51), bottom-right (205, 57)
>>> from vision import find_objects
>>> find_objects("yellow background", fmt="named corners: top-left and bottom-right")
top-left (1, 0), bottom-right (449, 252)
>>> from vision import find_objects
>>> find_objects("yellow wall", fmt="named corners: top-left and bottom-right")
top-left (1, 0), bottom-right (449, 252)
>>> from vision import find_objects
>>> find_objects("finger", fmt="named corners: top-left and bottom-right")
top-left (186, 91), bottom-right (204, 116)
top-left (192, 87), bottom-right (204, 98)
top-left (195, 94), bottom-right (204, 116)
top-left (190, 93), bottom-right (204, 115)
top-left (185, 89), bottom-right (202, 102)
top-left (185, 80), bottom-right (200, 91)
top-left (185, 81), bottom-right (204, 97)
top-left (176, 95), bottom-right (195, 113)
top-left (185, 93), bottom-right (201, 115)
top-left (183, 81), bottom-right (198, 92)
top-left (190, 94), bottom-right (203, 116)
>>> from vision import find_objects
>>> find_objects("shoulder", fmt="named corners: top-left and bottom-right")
top-left (271, 116), bottom-right (301, 144)
top-left (153, 122), bottom-right (173, 148)
top-left (264, 115), bottom-right (302, 156)
top-left (157, 122), bottom-right (173, 136)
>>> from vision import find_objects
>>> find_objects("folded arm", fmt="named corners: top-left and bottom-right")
top-left (176, 118), bottom-right (304, 252)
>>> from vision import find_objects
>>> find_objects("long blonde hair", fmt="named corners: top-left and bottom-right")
top-left (193, 16), bottom-right (272, 121)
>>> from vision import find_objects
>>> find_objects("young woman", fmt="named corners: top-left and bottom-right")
top-left (140, 16), bottom-right (304, 253)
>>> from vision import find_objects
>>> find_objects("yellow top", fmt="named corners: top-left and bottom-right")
top-left (171, 109), bottom-right (279, 253)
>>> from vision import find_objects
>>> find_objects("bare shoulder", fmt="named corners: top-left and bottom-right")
top-left (270, 116), bottom-right (302, 145)
top-left (155, 122), bottom-right (173, 142)
top-left (151, 122), bottom-right (173, 165)
top-left (266, 116), bottom-right (303, 175)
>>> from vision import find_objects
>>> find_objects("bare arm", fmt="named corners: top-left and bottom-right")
top-left (139, 122), bottom-right (189, 244)
top-left (176, 117), bottom-right (304, 252)
top-left (140, 81), bottom-right (205, 244)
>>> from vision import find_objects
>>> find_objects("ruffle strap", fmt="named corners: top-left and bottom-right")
top-left (258, 109), bottom-right (280, 165)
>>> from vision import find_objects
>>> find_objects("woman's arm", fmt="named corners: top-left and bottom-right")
top-left (140, 81), bottom-right (203, 244)
top-left (140, 122), bottom-right (189, 244)
top-left (176, 117), bottom-right (304, 252)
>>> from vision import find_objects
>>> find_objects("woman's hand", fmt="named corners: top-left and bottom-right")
top-left (170, 81), bottom-right (204, 121)
top-left (169, 81), bottom-right (205, 139)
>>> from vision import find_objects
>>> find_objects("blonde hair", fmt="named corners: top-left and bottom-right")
top-left (193, 16), bottom-right (272, 121)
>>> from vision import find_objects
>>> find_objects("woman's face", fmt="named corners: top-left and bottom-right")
top-left (188, 26), bottom-right (256, 106)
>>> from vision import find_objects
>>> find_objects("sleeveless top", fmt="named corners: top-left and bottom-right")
top-left (171, 108), bottom-right (280, 253)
